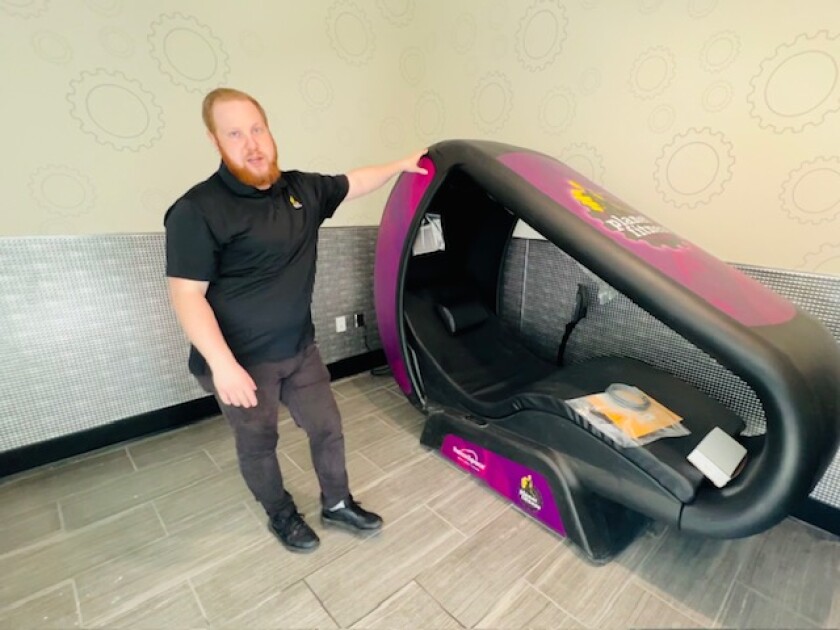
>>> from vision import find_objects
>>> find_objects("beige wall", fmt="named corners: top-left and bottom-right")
top-left (2, 0), bottom-right (839, 274)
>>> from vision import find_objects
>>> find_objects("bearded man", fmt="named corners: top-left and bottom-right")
top-left (164, 87), bottom-right (426, 552)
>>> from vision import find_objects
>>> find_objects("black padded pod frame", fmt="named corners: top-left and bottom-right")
top-left (374, 139), bottom-right (840, 562)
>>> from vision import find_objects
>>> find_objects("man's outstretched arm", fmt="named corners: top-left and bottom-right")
top-left (345, 149), bottom-right (428, 201)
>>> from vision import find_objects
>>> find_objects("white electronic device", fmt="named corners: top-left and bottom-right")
top-left (687, 427), bottom-right (747, 488)
top-left (412, 213), bottom-right (446, 256)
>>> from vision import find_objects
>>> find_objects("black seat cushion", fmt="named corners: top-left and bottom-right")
top-left (494, 357), bottom-right (745, 502)
top-left (436, 299), bottom-right (490, 335)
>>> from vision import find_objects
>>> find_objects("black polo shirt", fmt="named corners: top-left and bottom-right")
top-left (164, 162), bottom-right (349, 375)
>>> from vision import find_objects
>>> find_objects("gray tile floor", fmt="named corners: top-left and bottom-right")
top-left (1, 372), bottom-right (838, 629)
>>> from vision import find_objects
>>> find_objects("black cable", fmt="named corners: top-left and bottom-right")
top-left (361, 317), bottom-right (391, 376)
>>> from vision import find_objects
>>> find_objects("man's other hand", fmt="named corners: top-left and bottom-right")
top-left (212, 360), bottom-right (258, 407)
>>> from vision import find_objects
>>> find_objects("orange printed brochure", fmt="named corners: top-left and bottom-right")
top-left (583, 391), bottom-right (683, 440)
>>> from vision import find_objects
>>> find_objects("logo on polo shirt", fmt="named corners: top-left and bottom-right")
top-left (289, 194), bottom-right (303, 209)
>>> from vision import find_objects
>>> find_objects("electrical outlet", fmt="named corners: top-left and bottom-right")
top-left (354, 312), bottom-right (365, 327)
top-left (335, 316), bottom-right (346, 333)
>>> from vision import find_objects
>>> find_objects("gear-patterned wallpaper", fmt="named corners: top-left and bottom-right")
top-left (1, 0), bottom-right (838, 274)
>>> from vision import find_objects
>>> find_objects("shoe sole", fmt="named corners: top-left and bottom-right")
top-left (267, 524), bottom-right (320, 553)
top-left (320, 515), bottom-right (383, 533)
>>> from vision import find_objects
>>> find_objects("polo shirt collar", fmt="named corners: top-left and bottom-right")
top-left (217, 161), bottom-right (287, 198)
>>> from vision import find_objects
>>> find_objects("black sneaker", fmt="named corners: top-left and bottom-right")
top-left (321, 496), bottom-right (383, 532)
top-left (268, 510), bottom-right (320, 553)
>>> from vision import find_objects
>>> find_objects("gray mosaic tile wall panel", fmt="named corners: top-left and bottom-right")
top-left (0, 235), bottom-right (206, 452)
top-left (0, 229), bottom-right (382, 454)
top-left (500, 238), bottom-right (840, 508)
top-left (312, 227), bottom-right (381, 364)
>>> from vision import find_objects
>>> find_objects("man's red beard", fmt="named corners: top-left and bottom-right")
top-left (219, 139), bottom-right (281, 189)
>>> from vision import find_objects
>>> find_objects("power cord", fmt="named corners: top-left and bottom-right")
top-left (361, 314), bottom-right (392, 377)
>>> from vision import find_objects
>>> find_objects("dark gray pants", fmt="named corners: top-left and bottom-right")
top-left (197, 344), bottom-right (349, 519)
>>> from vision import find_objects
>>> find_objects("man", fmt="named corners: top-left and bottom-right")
top-left (164, 87), bottom-right (427, 552)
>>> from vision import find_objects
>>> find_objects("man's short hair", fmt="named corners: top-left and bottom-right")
top-left (202, 88), bottom-right (268, 134)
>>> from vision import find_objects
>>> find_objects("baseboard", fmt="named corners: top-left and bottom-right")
top-left (792, 497), bottom-right (840, 537)
top-left (0, 350), bottom-right (388, 479)
top-left (327, 349), bottom-right (387, 380)
top-left (0, 397), bottom-right (221, 479)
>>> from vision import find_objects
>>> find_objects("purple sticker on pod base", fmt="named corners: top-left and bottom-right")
top-left (441, 434), bottom-right (566, 537)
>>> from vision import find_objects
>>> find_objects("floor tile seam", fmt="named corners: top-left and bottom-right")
top-left (423, 503), bottom-right (476, 540)
top-left (346, 454), bottom-right (425, 496)
top-left (342, 413), bottom-right (398, 446)
top-left (0, 442), bottom-right (137, 488)
top-left (360, 465), bottom-right (463, 516)
top-left (274, 434), bottom-right (311, 454)
top-left (0, 579), bottom-right (77, 618)
top-left (0, 500), bottom-right (56, 527)
top-left (711, 571), bottom-right (739, 629)
top-left (201, 446), bottom-right (226, 472)
top-left (61, 479), bottom-right (215, 532)
top-left (339, 405), bottom-right (398, 426)
top-left (165, 499), bottom-right (262, 537)
top-left (211, 586), bottom-right (282, 629)
top-left (304, 579), bottom-right (341, 630)
top-left (207, 446), bottom-right (224, 473)
top-left (349, 579), bottom-right (433, 629)
top-left (302, 542), bottom-right (373, 627)
top-left (358, 412), bottom-right (423, 436)
top-left (80, 577), bottom-right (191, 628)
top-left (56, 450), bottom-right (221, 517)
top-left (343, 454), bottom-right (389, 494)
top-left (415, 513), bottom-right (570, 618)
top-left (343, 420), bottom-right (401, 453)
top-left (589, 575), bottom-right (648, 629)
top-left (730, 578), bottom-right (830, 627)
top-left (150, 501), bottom-right (170, 537)
top-left (334, 372), bottom-right (379, 385)
top-left (341, 398), bottom-right (407, 423)
top-left (472, 577), bottom-right (558, 630)
top-left (277, 448), bottom-right (308, 474)
top-left (0, 466), bottom-right (139, 513)
top-left (78, 534), bottom-right (267, 627)
top-left (355, 450), bottom-right (429, 480)
top-left (625, 574), bottom-right (716, 628)
top-left (319, 574), bottom-right (412, 629)
top-left (124, 446), bottom-right (139, 472)
top-left (722, 529), bottom-right (766, 602)
top-left (523, 571), bottom-right (602, 629)
top-left (331, 388), bottom-right (349, 401)
top-left (0, 502), bottom-right (167, 564)
top-left (71, 578), bottom-right (83, 629)
top-left (368, 411), bottom-right (424, 437)
top-left (128, 425), bottom-right (235, 462)
top-left (366, 426), bottom-right (421, 445)
top-left (350, 451), bottom-right (387, 478)
top-left (74, 502), bottom-right (261, 593)
top-left (628, 524), bottom-right (671, 577)
top-left (0, 504), bottom-right (69, 559)
top-left (370, 502), bottom-right (441, 533)
top-left (332, 383), bottom-right (391, 402)
top-left (186, 577), bottom-right (211, 626)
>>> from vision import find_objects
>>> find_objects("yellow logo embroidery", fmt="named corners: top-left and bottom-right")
top-left (569, 179), bottom-right (605, 213)
top-left (289, 194), bottom-right (303, 209)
